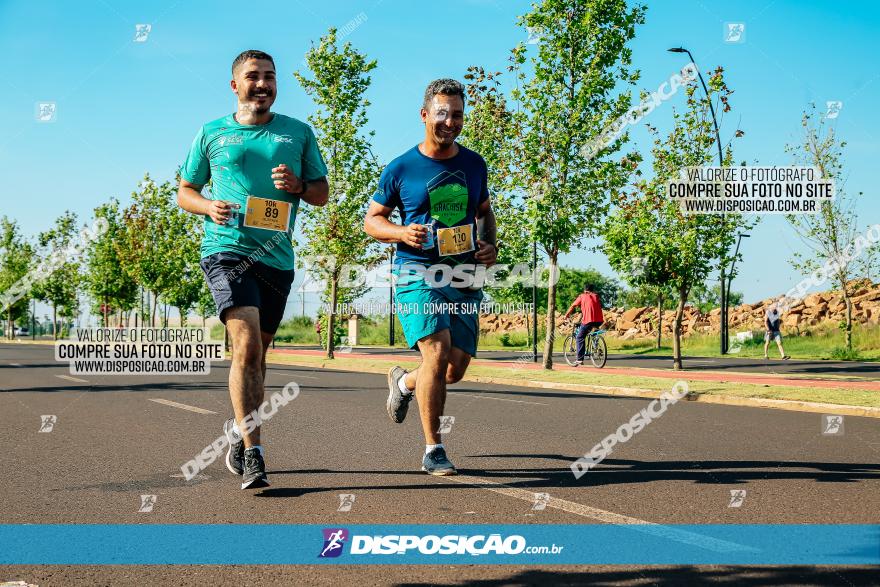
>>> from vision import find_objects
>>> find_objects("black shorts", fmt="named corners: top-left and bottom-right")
top-left (199, 251), bottom-right (294, 334)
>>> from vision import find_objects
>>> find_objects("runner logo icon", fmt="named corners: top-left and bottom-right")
top-left (319, 528), bottom-right (349, 558)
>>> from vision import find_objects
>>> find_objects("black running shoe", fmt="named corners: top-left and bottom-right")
top-left (241, 447), bottom-right (270, 489)
top-left (223, 418), bottom-right (244, 475)
top-left (386, 366), bottom-right (414, 423)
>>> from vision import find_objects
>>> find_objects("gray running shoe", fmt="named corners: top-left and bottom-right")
top-left (422, 446), bottom-right (457, 476)
top-left (386, 366), bottom-right (414, 423)
top-left (223, 417), bottom-right (244, 475)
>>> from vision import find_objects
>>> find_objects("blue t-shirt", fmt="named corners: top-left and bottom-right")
top-left (373, 144), bottom-right (489, 266)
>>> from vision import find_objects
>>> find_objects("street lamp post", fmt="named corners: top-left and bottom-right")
top-left (668, 46), bottom-right (728, 353)
top-left (726, 233), bottom-right (750, 319)
top-left (388, 245), bottom-right (395, 347)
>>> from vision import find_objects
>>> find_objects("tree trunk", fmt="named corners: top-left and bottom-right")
top-left (843, 292), bottom-right (853, 351)
top-left (327, 275), bottom-right (338, 359)
top-left (525, 304), bottom-right (531, 347)
top-left (150, 292), bottom-right (158, 327)
top-left (542, 251), bottom-right (558, 370)
top-left (6, 308), bottom-right (11, 340)
top-left (178, 307), bottom-right (187, 328)
top-left (656, 293), bottom-right (663, 350)
top-left (52, 304), bottom-right (58, 340)
top-left (672, 285), bottom-right (689, 370)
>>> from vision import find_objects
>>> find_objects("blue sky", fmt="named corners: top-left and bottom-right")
top-left (1, 0), bottom-right (877, 320)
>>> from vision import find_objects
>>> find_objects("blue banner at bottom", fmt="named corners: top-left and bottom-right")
top-left (0, 524), bottom-right (877, 565)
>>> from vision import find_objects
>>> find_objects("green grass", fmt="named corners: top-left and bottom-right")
top-left (266, 351), bottom-right (880, 409)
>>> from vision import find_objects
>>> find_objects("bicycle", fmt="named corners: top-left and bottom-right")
top-left (563, 323), bottom-right (608, 368)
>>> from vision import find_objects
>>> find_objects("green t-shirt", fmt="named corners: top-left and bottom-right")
top-left (180, 113), bottom-right (327, 270)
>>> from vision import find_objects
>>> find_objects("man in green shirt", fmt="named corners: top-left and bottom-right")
top-left (177, 50), bottom-right (328, 490)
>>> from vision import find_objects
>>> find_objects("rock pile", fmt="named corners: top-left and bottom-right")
top-left (480, 279), bottom-right (880, 338)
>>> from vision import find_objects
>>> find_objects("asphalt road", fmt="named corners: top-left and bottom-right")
top-left (279, 344), bottom-right (880, 380)
top-left (1, 343), bottom-right (879, 586)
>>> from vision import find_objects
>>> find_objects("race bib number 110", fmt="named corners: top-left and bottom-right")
top-left (244, 196), bottom-right (292, 232)
top-left (437, 224), bottom-right (475, 256)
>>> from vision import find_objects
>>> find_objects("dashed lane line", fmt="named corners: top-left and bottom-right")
top-left (148, 398), bottom-right (217, 415)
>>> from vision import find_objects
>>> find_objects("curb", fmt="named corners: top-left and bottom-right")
top-left (266, 354), bottom-right (880, 419)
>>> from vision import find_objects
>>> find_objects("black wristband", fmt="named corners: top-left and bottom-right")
top-left (292, 181), bottom-right (307, 196)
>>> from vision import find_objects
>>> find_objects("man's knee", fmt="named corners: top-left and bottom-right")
top-left (445, 350), bottom-right (471, 384)
top-left (234, 339), bottom-right (263, 371)
top-left (446, 364), bottom-right (466, 384)
top-left (419, 333), bottom-right (451, 365)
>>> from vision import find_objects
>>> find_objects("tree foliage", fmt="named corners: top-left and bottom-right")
top-left (294, 28), bottom-right (383, 358)
top-left (603, 67), bottom-right (751, 369)
top-left (32, 211), bottom-right (81, 338)
top-left (785, 105), bottom-right (876, 350)
top-left (0, 217), bottom-right (34, 337)
top-left (506, 0), bottom-right (645, 368)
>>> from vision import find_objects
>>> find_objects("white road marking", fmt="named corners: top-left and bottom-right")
top-left (170, 472), bottom-right (209, 481)
top-left (447, 474), bottom-right (754, 553)
top-left (269, 371), bottom-right (318, 379)
top-left (455, 393), bottom-right (547, 406)
top-left (148, 398), bottom-right (217, 415)
top-left (9, 362), bottom-right (22, 366)
top-left (55, 374), bottom-right (88, 383)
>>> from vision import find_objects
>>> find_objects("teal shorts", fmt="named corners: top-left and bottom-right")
top-left (394, 264), bottom-right (483, 356)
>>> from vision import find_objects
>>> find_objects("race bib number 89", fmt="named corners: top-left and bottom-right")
top-left (437, 224), bottom-right (475, 256)
top-left (244, 196), bottom-right (292, 232)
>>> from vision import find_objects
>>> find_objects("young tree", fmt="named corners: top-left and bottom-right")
top-left (84, 200), bottom-right (138, 327)
top-left (620, 282), bottom-right (678, 349)
top-left (32, 211), bottom-right (81, 339)
top-left (294, 28), bottom-right (383, 358)
top-left (511, 0), bottom-right (646, 369)
top-left (194, 280), bottom-right (217, 328)
top-left (117, 176), bottom-right (181, 326)
top-left (785, 105), bottom-right (876, 351)
top-left (0, 217), bottom-right (34, 338)
top-left (459, 67), bottom-right (530, 270)
top-left (604, 68), bottom-right (751, 369)
top-left (162, 201), bottom-right (204, 327)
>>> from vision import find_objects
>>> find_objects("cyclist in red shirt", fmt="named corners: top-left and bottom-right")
top-left (562, 283), bottom-right (604, 366)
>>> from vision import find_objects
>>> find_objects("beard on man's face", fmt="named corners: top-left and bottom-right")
top-left (241, 86), bottom-right (275, 113)
top-left (433, 124), bottom-right (460, 145)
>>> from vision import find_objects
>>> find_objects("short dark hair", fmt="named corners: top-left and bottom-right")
top-left (232, 50), bottom-right (275, 75)
top-left (423, 78), bottom-right (465, 110)
top-left (584, 282), bottom-right (592, 292)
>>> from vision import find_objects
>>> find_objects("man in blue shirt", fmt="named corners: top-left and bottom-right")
top-left (364, 79), bottom-right (497, 476)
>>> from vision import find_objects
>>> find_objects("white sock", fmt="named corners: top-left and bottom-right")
top-left (398, 373), bottom-right (413, 395)
top-left (426, 443), bottom-right (443, 455)
top-left (232, 422), bottom-right (242, 437)
top-left (248, 445), bottom-right (264, 458)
